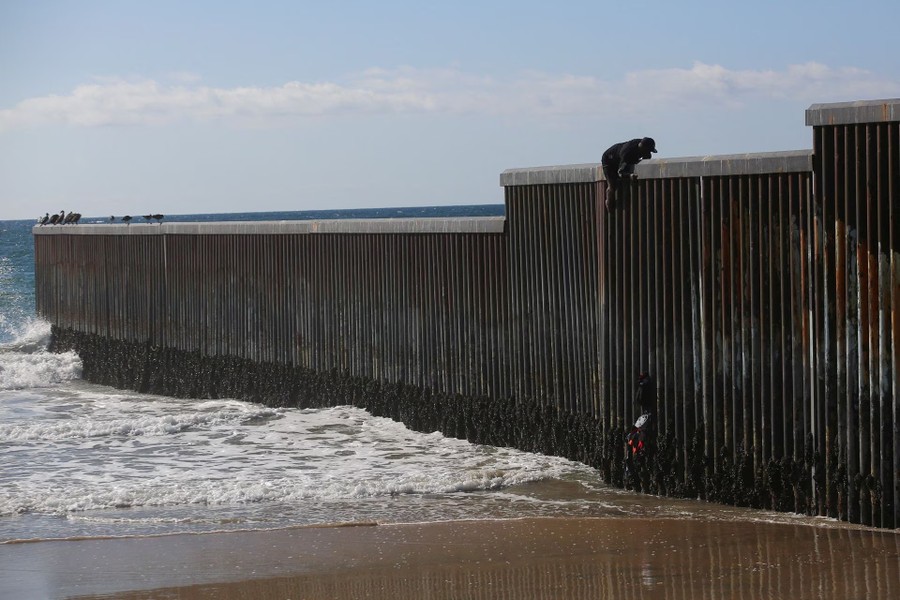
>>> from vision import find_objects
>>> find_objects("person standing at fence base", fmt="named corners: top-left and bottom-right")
top-left (602, 137), bottom-right (657, 210)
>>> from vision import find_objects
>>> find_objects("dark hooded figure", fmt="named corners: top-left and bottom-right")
top-left (624, 372), bottom-right (656, 490)
top-left (601, 137), bottom-right (657, 210)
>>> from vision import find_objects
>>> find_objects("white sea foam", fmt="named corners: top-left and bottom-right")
top-left (0, 319), bottom-right (594, 528)
top-left (0, 348), bottom-right (82, 391)
top-left (0, 396), bottom-right (595, 522)
top-left (0, 322), bottom-right (602, 540)
top-left (0, 319), bottom-right (82, 391)
top-left (0, 403), bottom-right (280, 441)
top-left (0, 317), bottom-right (53, 353)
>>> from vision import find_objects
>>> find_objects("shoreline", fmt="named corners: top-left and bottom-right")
top-left (2, 516), bottom-right (897, 600)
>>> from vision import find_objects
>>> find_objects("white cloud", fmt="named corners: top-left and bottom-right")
top-left (0, 77), bottom-right (436, 131)
top-left (623, 62), bottom-right (900, 110)
top-left (1, 63), bottom-right (898, 132)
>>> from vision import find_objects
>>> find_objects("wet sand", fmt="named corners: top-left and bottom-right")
top-left (2, 517), bottom-right (898, 600)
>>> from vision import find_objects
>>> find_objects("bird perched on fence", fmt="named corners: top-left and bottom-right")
top-left (142, 214), bottom-right (153, 222)
top-left (48, 211), bottom-right (64, 225)
top-left (122, 215), bottom-right (133, 225)
top-left (38, 213), bottom-right (49, 226)
top-left (152, 214), bottom-right (164, 223)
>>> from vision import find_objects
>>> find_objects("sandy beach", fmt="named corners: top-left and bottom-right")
top-left (2, 516), bottom-right (897, 600)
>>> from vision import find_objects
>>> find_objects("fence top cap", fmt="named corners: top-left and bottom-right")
top-left (32, 216), bottom-right (507, 236)
top-left (500, 149), bottom-right (812, 186)
top-left (806, 98), bottom-right (900, 126)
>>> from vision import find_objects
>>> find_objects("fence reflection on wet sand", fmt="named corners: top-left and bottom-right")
top-left (64, 518), bottom-right (899, 600)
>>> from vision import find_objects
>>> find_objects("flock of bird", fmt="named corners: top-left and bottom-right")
top-left (37, 210), bottom-right (81, 225)
top-left (112, 214), bottom-right (165, 224)
top-left (36, 212), bottom-right (165, 225)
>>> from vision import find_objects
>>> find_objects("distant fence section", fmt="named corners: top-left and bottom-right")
top-left (34, 99), bottom-right (899, 529)
top-left (35, 218), bottom-right (510, 400)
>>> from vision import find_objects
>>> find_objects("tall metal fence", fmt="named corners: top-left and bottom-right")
top-left (503, 176), bottom-right (603, 414)
top-left (806, 101), bottom-right (899, 528)
top-left (35, 219), bottom-right (509, 401)
top-left (34, 98), bottom-right (900, 528)
top-left (499, 153), bottom-right (831, 519)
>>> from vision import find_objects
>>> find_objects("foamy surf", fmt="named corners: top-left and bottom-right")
top-left (0, 401), bottom-right (281, 441)
top-left (0, 318), bottom-right (605, 542)
top-left (0, 318), bottom-right (82, 390)
top-left (0, 316), bottom-right (52, 352)
top-left (0, 391), bottom-right (601, 541)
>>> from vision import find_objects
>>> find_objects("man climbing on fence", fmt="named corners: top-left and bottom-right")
top-left (602, 137), bottom-right (657, 210)
top-left (624, 372), bottom-right (656, 490)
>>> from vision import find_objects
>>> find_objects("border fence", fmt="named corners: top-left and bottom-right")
top-left (34, 98), bottom-right (899, 528)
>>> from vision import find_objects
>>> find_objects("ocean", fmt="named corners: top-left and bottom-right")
top-left (0, 207), bottom-right (862, 546)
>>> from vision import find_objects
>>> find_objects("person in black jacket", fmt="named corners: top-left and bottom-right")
top-left (602, 137), bottom-right (657, 210)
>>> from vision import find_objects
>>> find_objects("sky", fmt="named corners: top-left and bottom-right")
top-left (1, 0), bottom-right (899, 221)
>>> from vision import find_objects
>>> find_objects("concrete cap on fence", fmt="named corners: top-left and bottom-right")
top-left (806, 98), bottom-right (900, 126)
top-left (32, 217), bottom-right (507, 236)
top-left (499, 163), bottom-right (604, 186)
top-left (499, 150), bottom-right (812, 186)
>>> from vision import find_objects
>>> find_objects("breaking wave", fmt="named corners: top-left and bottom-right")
top-left (0, 319), bottom-right (82, 390)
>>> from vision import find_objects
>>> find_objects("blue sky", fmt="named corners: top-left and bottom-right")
top-left (1, 0), bottom-right (899, 220)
